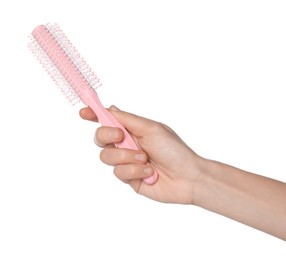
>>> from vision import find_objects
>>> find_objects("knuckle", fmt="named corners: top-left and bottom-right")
top-left (148, 122), bottom-right (164, 134)
top-left (94, 128), bottom-right (103, 146)
top-left (99, 149), bottom-right (107, 163)
top-left (113, 166), bottom-right (118, 176)
top-left (113, 165), bottom-right (122, 178)
top-left (100, 148), bottom-right (114, 165)
top-left (113, 164), bottom-right (136, 179)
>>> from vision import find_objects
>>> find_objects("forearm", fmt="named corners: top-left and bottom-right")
top-left (194, 159), bottom-right (286, 240)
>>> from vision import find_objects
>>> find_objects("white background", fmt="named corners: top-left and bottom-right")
top-left (0, 0), bottom-right (285, 259)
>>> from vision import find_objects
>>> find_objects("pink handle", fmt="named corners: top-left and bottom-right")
top-left (85, 91), bottom-right (158, 185)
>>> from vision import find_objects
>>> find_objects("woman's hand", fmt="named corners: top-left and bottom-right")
top-left (79, 106), bottom-right (204, 204)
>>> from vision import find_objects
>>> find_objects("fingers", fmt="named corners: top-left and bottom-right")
top-left (95, 127), bottom-right (155, 184)
top-left (79, 105), bottom-right (119, 122)
top-left (79, 107), bottom-right (98, 122)
top-left (114, 164), bottom-right (154, 183)
top-left (94, 126), bottom-right (124, 147)
top-left (108, 106), bottom-right (156, 137)
top-left (80, 105), bottom-right (157, 138)
top-left (100, 147), bottom-right (153, 182)
top-left (80, 106), bottom-right (125, 147)
top-left (80, 105), bottom-right (157, 184)
top-left (100, 147), bottom-right (148, 165)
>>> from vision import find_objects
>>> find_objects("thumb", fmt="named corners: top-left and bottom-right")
top-left (108, 105), bottom-right (154, 137)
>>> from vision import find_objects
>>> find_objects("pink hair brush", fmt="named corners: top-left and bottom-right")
top-left (29, 23), bottom-right (158, 185)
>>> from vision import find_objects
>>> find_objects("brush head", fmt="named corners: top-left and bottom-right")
top-left (28, 23), bottom-right (102, 105)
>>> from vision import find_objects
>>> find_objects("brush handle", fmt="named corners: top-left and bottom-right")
top-left (86, 91), bottom-right (158, 185)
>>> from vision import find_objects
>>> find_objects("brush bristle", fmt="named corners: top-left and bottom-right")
top-left (28, 23), bottom-right (102, 105)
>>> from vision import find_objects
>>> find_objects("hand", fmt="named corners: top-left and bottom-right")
top-left (79, 106), bottom-right (286, 240)
top-left (79, 105), bottom-right (204, 204)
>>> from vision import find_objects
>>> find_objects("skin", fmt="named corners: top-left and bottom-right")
top-left (79, 105), bottom-right (286, 241)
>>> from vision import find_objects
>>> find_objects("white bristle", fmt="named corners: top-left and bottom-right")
top-left (28, 23), bottom-right (102, 105)
top-left (28, 35), bottom-right (80, 105)
top-left (46, 23), bottom-right (102, 90)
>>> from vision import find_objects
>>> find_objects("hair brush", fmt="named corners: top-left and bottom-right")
top-left (29, 23), bottom-right (158, 185)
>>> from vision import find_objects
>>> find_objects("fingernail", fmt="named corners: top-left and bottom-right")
top-left (135, 153), bottom-right (146, 162)
top-left (144, 167), bottom-right (153, 175)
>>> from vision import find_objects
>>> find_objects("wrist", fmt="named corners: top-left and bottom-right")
top-left (192, 158), bottom-right (220, 207)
